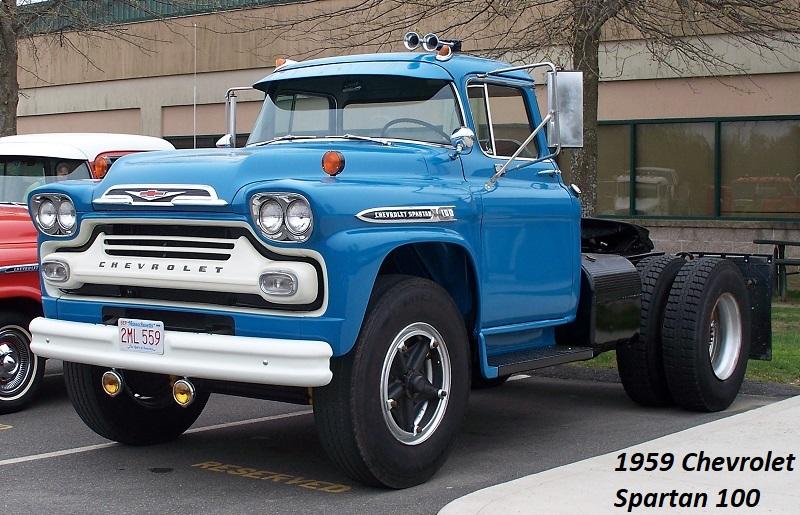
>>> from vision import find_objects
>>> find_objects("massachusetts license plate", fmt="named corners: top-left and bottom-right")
top-left (118, 318), bottom-right (165, 355)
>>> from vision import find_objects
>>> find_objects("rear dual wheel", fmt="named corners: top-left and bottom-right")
top-left (662, 258), bottom-right (750, 412)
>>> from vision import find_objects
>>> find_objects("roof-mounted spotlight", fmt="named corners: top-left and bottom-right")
top-left (403, 31), bottom-right (421, 50)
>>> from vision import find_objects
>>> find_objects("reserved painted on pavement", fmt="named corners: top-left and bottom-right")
top-left (192, 461), bottom-right (351, 493)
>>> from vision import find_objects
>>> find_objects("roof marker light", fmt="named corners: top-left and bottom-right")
top-left (436, 44), bottom-right (453, 61)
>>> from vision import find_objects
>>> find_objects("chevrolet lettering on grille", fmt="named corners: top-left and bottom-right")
top-left (98, 261), bottom-right (224, 273)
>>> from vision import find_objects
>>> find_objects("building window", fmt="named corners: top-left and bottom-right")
top-left (721, 120), bottom-right (800, 217)
top-left (597, 124), bottom-right (630, 215)
top-left (597, 117), bottom-right (800, 220)
top-left (636, 123), bottom-right (715, 217)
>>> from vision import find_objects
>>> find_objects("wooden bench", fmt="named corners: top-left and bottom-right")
top-left (753, 239), bottom-right (800, 301)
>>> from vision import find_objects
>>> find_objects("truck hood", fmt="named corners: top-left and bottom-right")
top-left (92, 142), bottom-right (443, 209)
top-left (0, 204), bottom-right (37, 246)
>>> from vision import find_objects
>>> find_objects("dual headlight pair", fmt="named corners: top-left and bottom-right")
top-left (250, 193), bottom-right (313, 243)
top-left (31, 194), bottom-right (76, 236)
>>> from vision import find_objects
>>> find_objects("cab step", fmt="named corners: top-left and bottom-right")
top-left (488, 345), bottom-right (594, 376)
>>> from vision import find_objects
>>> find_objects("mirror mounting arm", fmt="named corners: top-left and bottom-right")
top-left (485, 112), bottom-right (558, 191)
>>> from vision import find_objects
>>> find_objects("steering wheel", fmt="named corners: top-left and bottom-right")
top-left (381, 118), bottom-right (450, 142)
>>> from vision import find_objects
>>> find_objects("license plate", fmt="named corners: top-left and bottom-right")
top-left (118, 318), bottom-right (165, 355)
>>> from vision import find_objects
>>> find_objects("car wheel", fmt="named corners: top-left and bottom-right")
top-left (313, 275), bottom-right (470, 488)
top-left (64, 363), bottom-right (209, 445)
top-left (0, 313), bottom-right (45, 414)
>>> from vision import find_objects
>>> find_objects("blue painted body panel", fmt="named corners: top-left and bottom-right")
top-left (31, 52), bottom-right (581, 378)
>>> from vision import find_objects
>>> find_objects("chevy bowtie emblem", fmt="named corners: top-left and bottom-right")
top-left (127, 189), bottom-right (185, 201)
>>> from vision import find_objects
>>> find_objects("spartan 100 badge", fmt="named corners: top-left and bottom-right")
top-left (356, 206), bottom-right (456, 224)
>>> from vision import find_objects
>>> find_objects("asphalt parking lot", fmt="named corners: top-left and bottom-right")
top-left (0, 364), bottom-right (787, 514)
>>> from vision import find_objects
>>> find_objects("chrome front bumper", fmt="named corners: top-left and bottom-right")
top-left (29, 317), bottom-right (333, 387)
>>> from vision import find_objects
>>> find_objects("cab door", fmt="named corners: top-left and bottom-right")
top-left (463, 81), bottom-right (579, 329)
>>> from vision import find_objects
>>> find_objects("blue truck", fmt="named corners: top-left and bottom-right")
top-left (27, 33), bottom-right (773, 488)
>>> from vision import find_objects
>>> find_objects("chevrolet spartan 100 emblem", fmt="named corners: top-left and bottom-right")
top-left (356, 206), bottom-right (456, 224)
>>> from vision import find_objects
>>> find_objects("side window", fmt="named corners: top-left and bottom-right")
top-left (467, 86), bottom-right (492, 153)
top-left (486, 84), bottom-right (537, 158)
top-left (468, 83), bottom-right (538, 159)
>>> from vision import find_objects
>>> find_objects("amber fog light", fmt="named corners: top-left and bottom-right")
top-left (259, 271), bottom-right (297, 296)
top-left (173, 379), bottom-right (195, 407)
top-left (41, 261), bottom-right (70, 283)
top-left (101, 370), bottom-right (123, 397)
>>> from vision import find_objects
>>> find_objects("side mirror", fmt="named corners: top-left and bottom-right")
top-left (216, 134), bottom-right (233, 148)
top-left (450, 127), bottom-right (475, 157)
top-left (547, 71), bottom-right (583, 148)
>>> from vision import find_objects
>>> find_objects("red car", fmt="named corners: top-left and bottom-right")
top-left (0, 133), bottom-right (174, 413)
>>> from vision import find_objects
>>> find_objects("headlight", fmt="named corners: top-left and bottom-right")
top-left (258, 200), bottom-right (284, 235)
top-left (37, 200), bottom-right (57, 231)
top-left (31, 194), bottom-right (77, 237)
top-left (285, 199), bottom-right (312, 235)
top-left (250, 193), bottom-right (313, 243)
top-left (57, 199), bottom-right (76, 230)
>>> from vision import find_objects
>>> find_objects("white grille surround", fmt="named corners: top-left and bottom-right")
top-left (40, 219), bottom-right (329, 317)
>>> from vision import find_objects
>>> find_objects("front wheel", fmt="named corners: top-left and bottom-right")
top-left (0, 314), bottom-right (45, 414)
top-left (64, 363), bottom-right (209, 445)
top-left (313, 276), bottom-right (470, 488)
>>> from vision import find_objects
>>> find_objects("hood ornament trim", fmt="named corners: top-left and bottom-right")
top-left (94, 184), bottom-right (227, 206)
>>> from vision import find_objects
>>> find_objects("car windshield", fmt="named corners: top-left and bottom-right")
top-left (0, 156), bottom-right (90, 204)
top-left (248, 75), bottom-right (463, 146)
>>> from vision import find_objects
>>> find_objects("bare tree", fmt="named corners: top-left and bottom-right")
top-left (0, 0), bottom-right (208, 137)
top-left (236, 0), bottom-right (800, 214)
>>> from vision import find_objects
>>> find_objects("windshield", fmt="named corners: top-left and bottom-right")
top-left (0, 156), bottom-right (90, 204)
top-left (248, 75), bottom-right (463, 146)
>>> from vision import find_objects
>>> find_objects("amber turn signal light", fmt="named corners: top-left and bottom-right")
top-left (101, 370), bottom-right (123, 397)
top-left (322, 151), bottom-right (345, 176)
top-left (92, 157), bottom-right (110, 179)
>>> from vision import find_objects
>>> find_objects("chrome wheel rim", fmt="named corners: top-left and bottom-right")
top-left (0, 325), bottom-right (35, 400)
top-left (708, 293), bottom-right (742, 381)
top-left (380, 322), bottom-right (451, 446)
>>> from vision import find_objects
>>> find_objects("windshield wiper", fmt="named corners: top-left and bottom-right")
top-left (251, 135), bottom-right (319, 147)
top-left (334, 134), bottom-right (392, 146)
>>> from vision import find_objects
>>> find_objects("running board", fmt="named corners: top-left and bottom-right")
top-left (488, 346), bottom-right (594, 376)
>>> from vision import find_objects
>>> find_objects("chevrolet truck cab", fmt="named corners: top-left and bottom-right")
top-left (0, 133), bottom-right (174, 413)
top-left (27, 36), bottom-right (773, 487)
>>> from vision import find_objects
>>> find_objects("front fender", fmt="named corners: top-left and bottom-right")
top-left (323, 225), bottom-right (481, 356)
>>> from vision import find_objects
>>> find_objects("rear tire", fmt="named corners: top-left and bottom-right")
top-left (616, 255), bottom-right (684, 407)
top-left (313, 276), bottom-right (470, 488)
top-left (662, 258), bottom-right (751, 412)
top-left (64, 362), bottom-right (209, 445)
top-left (0, 313), bottom-right (45, 414)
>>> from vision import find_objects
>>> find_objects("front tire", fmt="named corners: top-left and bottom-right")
top-left (0, 313), bottom-right (45, 414)
top-left (64, 363), bottom-right (209, 445)
top-left (662, 258), bottom-right (751, 412)
top-left (313, 276), bottom-right (470, 488)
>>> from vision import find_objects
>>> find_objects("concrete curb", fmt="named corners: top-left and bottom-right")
top-left (440, 395), bottom-right (800, 514)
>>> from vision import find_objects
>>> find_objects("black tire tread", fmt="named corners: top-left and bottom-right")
top-left (616, 255), bottom-right (683, 407)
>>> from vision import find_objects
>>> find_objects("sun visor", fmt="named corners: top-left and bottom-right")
top-left (254, 61), bottom-right (452, 91)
